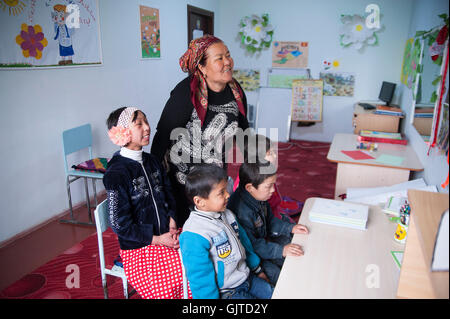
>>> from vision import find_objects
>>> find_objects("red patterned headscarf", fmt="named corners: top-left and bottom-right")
top-left (179, 35), bottom-right (246, 125)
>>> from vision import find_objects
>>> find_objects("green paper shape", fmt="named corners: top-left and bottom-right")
top-left (375, 154), bottom-right (405, 166)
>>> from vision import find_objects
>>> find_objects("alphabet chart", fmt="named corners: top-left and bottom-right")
top-left (291, 79), bottom-right (323, 122)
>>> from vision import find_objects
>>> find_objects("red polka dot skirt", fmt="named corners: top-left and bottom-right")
top-left (120, 245), bottom-right (192, 299)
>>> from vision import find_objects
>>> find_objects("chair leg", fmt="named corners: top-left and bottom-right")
top-left (122, 278), bottom-right (129, 299)
top-left (92, 179), bottom-right (98, 207)
top-left (84, 177), bottom-right (93, 223)
top-left (102, 278), bottom-right (108, 299)
top-left (66, 176), bottom-right (75, 220)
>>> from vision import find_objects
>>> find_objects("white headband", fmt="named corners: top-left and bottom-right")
top-left (117, 107), bottom-right (139, 128)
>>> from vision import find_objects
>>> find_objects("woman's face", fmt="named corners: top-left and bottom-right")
top-left (198, 42), bottom-right (234, 92)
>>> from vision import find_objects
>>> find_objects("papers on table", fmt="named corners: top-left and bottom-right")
top-left (431, 209), bottom-right (449, 272)
top-left (309, 198), bottom-right (369, 230)
top-left (344, 178), bottom-right (437, 206)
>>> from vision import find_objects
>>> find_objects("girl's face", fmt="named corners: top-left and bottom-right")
top-left (198, 42), bottom-right (234, 92)
top-left (246, 174), bottom-right (277, 202)
top-left (127, 111), bottom-right (150, 150)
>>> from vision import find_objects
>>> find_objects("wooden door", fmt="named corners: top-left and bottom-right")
top-left (187, 5), bottom-right (214, 46)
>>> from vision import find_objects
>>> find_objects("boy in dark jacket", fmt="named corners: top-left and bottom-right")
top-left (227, 161), bottom-right (309, 285)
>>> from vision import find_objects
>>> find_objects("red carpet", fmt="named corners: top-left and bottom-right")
top-left (0, 139), bottom-right (336, 299)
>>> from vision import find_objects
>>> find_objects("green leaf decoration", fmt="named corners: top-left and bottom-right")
top-left (430, 91), bottom-right (438, 103)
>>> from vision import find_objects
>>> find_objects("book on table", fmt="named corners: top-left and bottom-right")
top-left (358, 130), bottom-right (407, 145)
top-left (374, 105), bottom-right (404, 116)
top-left (309, 198), bottom-right (369, 230)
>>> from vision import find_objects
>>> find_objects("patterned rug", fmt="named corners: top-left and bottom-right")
top-left (0, 139), bottom-right (336, 299)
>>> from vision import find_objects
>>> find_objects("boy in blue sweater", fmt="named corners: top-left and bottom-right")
top-left (180, 163), bottom-right (273, 299)
top-left (227, 161), bottom-right (309, 285)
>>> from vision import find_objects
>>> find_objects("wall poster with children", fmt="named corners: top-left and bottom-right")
top-left (0, 0), bottom-right (102, 69)
top-left (291, 79), bottom-right (323, 122)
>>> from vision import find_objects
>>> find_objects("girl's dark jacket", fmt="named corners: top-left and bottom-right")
top-left (103, 151), bottom-right (177, 250)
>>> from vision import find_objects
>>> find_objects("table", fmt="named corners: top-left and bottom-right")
top-left (353, 103), bottom-right (403, 134)
top-left (327, 133), bottom-right (423, 199)
top-left (272, 197), bottom-right (404, 299)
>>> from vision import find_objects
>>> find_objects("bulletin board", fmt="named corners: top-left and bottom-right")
top-left (0, 0), bottom-right (102, 69)
top-left (291, 79), bottom-right (323, 122)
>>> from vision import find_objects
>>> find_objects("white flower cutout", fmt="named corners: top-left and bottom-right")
top-left (339, 14), bottom-right (380, 50)
top-left (239, 14), bottom-right (274, 53)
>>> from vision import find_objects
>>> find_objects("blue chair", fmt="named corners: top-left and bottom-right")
top-left (60, 124), bottom-right (103, 226)
top-left (94, 200), bottom-right (132, 299)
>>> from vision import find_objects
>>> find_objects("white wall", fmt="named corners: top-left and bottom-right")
top-left (399, 0), bottom-right (449, 193)
top-left (218, 0), bottom-right (414, 142)
top-left (0, 0), bottom-right (220, 243)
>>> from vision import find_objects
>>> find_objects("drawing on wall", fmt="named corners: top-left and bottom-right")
top-left (232, 69), bottom-right (260, 91)
top-left (272, 41), bottom-right (308, 68)
top-left (322, 58), bottom-right (340, 71)
top-left (291, 79), bottom-right (323, 122)
top-left (0, 0), bottom-right (102, 69)
top-left (238, 14), bottom-right (273, 53)
top-left (139, 5), bottom-right (160, 59)
top-left (320, 72), bottom-right (355, 97)
top-left (400, 38), bottom-right (421, 89)
top-left (339, 14), bottom-right (381, 51)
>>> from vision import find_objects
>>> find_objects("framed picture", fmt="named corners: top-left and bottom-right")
top-left (139, 5), bottom-right (160, 59)
top-left (0, 0), bottom-right (102, 69)
top-left (272, 41), bottom-right (309, 68)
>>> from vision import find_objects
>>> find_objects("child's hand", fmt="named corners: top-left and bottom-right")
top-left (291, 224), bottom-right (309, 234)
top-left (282, 243), bottom-right (304, 257)
top-left (257, 271), bottom-right (271, 284)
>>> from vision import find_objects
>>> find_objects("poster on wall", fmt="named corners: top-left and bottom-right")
top-left (400, 38), bottom-right (422, 90)
top-left (291, 79), bottom-right (323, 122)
top-left (272, 41), bottom-right (309, 68)
top-left (0, 0), bottom-right (102, 69)
top-left (139, 5), bottom-right (160, 59)
top-left (320, 71), bottom-right (355, 97)
top-left (232, 69), bottom-right (260, 91)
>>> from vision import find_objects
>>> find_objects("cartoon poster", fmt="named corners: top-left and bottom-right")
top-left (400, 38), bottom-right (422, 89)
top-left (272, 41), bottom-right (309, 68)
top-left (319, 71), bottom-right (355, 97)
top-left (291, 79), bottom-right (323, 122)
top-left (139, 5), bottom-right (160, 59)
top-left (0, 0), bottom-right (102, 69)
top-left (232, 69), bottom-right (260, 91)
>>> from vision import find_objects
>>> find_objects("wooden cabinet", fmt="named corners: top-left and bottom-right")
top-left (396, 190), bottom-right (449, 299)
top-left (353, 104), bottom-right (402, 134)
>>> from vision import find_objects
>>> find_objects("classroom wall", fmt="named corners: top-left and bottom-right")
top-left (400, 0), bottom-right (449, 193)
top-left (0, 0), bottom-right (220, 244)
top-left (218, 0), bottom-right (414, 142)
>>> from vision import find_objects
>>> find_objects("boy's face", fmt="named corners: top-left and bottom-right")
top-left (127, 111), bottom-right (150, 150)
top-left (246, 174), bottom-right (277, 202)
top-left (195, 179), bottom-right (230, 213)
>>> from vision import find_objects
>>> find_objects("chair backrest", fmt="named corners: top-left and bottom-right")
top-left (94, 199), bottom-right (110, 234)
top-left (62, 124), bottom-right (93, 173)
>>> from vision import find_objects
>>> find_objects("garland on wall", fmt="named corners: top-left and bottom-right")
top-left (238, 14), bottom-right (273, 53)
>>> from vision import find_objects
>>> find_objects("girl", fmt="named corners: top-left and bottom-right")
top-left (103, 106), bottom-right (191, 299)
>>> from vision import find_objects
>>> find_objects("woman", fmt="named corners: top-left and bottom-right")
top-left (151, 35), bottom-right (249, 225)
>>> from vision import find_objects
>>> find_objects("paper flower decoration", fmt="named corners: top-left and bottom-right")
top-left (239, 14), bottom-right (274, 53)
top-left (323, 59), bottom-right (340, 70)
top-left (339, 14), bottom-right (380, 50)
top-left (108, 126), bottom-right (132, 146)
top-left (15, 23), bottom-right (48, 59)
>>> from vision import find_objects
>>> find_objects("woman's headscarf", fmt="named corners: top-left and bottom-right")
top-left (179, 35), bottom-right (245, 125)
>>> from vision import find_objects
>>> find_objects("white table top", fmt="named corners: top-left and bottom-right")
top-left (272, 197), bottom-right (404, 299)
top-left (327, 133), bottom-right (423, 171)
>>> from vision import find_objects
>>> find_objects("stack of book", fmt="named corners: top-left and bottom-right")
top-left (309, 198), bottom-right (369, 230)
top-left (358, 130), bottom-right (408, 145)
top-left (373, 105), bottom-right (404, 117)
top-left (414, 107), bottom-right (434, 118)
